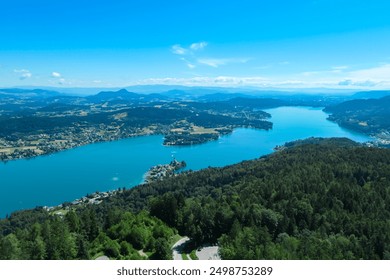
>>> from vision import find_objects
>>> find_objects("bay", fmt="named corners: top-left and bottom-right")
top-left (0, 107), bottom-right (372, 217)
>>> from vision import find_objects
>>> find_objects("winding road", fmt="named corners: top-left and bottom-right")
top-left (172, 237), bottom-right (221, 260)
top-left (172, 237), bottom-right (190, 260)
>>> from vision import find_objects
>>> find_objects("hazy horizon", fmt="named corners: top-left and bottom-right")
top-left (0, 84), bottom-right (368, 97)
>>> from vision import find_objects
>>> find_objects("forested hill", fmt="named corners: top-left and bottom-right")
top-left (1, 138), bottom-right (390, 259)
top-left (110, 138), bottom-right (390, 259)
top-left (324, 96), bottom-right (390, 136)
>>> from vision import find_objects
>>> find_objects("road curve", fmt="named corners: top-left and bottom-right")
top-left (172, 237), bottom-right (190, 260)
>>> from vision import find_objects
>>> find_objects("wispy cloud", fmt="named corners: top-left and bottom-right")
top-left (171, 41), bottom-right (208, 55)
top-left (197, 58), bottom-right (224, 68)
top-left (332, 65), bottom-right (348, 70)
top-left (190, 41), bottom-right (208, 51)
top-left (330, 65), bottom-right (349, 73)
top-left (130, 61), bottom-right (390, 89)
top-left (290, 63), bottom-right (390, 89)
top-left (51, 72), bottom-right (61, 78)
top-left (197, 57), bottom-right (250, 68)
top-left (334, 64), bottom-right (390, 88)
top-left (253, 64), bottom-right (272, 70)
top-left (180, 58), bottom-right (196, 69)
top-left (139, 76), bottom-right (269, 87)
top-left (171, 41), bottom-right (210, 68)
top-left (338, 79), bottom-right (378, 87)
top-left (171, 41), bottom-right (250, 69)
top-left (139, 75), bottom-right (310, 88)
top-left (171, 44), bottom-right (188, 55)
top-left (51, 71), bottom-right (66, 84)
top-left (14, 69), bottom-right (32, 80)
top-left (136, 65), bottom-right (390, 89)
top-left (300, 66), bottom-right (348, 76)
top-left (348, 64), bottom-right (390, 81)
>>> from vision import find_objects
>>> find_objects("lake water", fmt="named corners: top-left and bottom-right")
top-left (0, 107), bottom-right (372, 217)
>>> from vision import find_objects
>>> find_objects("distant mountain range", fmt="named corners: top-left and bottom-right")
top-left (6, 85), bottom-right (359, 96)
top-left (0, 88), bottom-right (62, 98)
top-left (350, 90), bottom-right (390, 99)
top-left (1, 87), bottom-right (390, 109)
top-left (2, 85), bottom-right (388, 98)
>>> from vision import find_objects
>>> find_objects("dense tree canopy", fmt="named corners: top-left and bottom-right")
top-left (0, 208), bottom-right (176, 260)
top-left (1, 138), bottom-right (390, 259)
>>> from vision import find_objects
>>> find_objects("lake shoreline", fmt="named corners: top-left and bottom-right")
top-left (0, 106), bottom-right (374, 217)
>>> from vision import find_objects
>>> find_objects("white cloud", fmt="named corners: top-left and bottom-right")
top-left (51, 72), bottom-right (61, 78)
top-left (197, 58), bottom-right (224, 68)
top-left (180, 58), bottom-right (196, 69)
top-left (135, 71), bottom-right (390, 89)
top-left (330, 65), bottom-right (349, 73)
top-left (171, 41), bottom-right (209, 56)
top-left (50, 71), bottom-right (65, 84)
top-left (348, 64), bottom-right (390, 81)
top-left (333, 64), bottom-right (390, 88)
top-left (135, 63), bottom-right (390, 90)
top-left (301, 71), bottom-right (319, 77)
top-left (14, 69), bottom-right (32, 80)
top-left (253, 64), bottom-right (272, 70)
top-left (190, 41), bottom-right (208, 51)
top-left (172, 41), bottom-right (210, 69)
top-left (198, 57), bottom-right (250, 68)
top-left (301, 66), bottom-right (349, 76)
top-left (171, 44), bottom-right (188, 55)
top-left (338, 79), bottom-right (378, 87)
top-left (139, 76), bottom-right (269, 87)
top-left (187, 63), bottom-right (196, 69)
top-left (338, 79), bottom-right (353, 86)
top-left (332, 65), bottom-right (348, 70)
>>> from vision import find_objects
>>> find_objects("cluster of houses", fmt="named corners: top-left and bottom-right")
top-left (43, 190), bottom-right (119, 215)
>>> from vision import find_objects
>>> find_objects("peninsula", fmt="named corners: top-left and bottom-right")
top-left (0, 89), bottom-right (273, 161)
top-left (144, 159), bottom-right (187, 183)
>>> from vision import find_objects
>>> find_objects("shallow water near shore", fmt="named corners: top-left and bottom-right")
top-left (0, 107), bottom-right (372, 217)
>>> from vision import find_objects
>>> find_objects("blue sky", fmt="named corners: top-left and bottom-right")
top-left (1, 0), bottom-right (390, 89)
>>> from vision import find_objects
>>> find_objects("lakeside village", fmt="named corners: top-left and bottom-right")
top-left (2, 125), bottom-right (389, 162)
top-left (0, 124), bottom-right (151, 162)
top-left (143, 158), bottom-right (187, 183)
top-left (0, 121), bottom-right (232, 162)
top-left (273, 132), bottom-right (390, 152)
top-left (43, 189), bottom-right (120, 216)
top-left (43, 159), bottom-right (187, 216)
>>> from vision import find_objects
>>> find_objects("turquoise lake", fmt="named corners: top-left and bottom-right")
top-left (0, 107), bottom-right (372, 217)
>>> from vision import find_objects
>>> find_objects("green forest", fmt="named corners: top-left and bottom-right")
top-left (1, 138), bottom-right (390, 259)
top-left (325, 96), bottom-right (390, 135)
